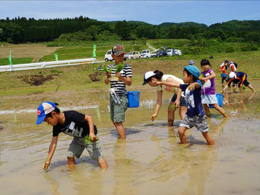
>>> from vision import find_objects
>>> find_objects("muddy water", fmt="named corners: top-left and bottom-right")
top-left (0, 82), bottom-right (260, 195)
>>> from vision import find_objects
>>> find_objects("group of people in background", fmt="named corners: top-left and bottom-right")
top-left (220, 60), bottom-right (255, 93)
top-left (36, 44), bottom-right (256, 170)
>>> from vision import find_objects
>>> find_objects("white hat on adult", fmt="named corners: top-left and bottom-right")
top-left (143, 71), bottom-right (156, 85)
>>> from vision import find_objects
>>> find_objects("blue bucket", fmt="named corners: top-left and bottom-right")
top-left (221, 73), bottom-right (227, 78)
top-left (127, 91), bottom-right (140, 108)
top-left (209, 93), bottom-right (224, 108)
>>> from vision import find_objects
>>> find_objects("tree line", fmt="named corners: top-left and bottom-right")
top-left (0, 16), bottom-right (260, 44)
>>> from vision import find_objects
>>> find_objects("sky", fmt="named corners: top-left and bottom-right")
top-left (1, 1), bottom-right (260, 26)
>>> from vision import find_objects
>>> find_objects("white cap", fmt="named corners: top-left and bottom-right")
top-left (220, 62), bottom-right (225, 67)
top-left (143, 71), bottom-right (156, 85)
top-left (229, 72), bottom-right (236, 79)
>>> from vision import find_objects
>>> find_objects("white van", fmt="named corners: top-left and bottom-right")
top-left (104, 50), bottom-right (114, 62)
top-left (126, 51), bottom-right (141, 59)
top-left (140, 49), bottom-right (151, 58)
top-left (166, 49), bottom-right (182, 56)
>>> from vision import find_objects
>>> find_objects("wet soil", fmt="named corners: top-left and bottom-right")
top-left (0, 81), bottom-right (259, 194)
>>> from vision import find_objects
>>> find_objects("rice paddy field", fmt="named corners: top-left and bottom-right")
top-left (0, 42), bottom-right (260, 194)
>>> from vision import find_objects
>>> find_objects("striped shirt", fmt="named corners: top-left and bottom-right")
top-left (107, 63), bottom-right (132, 96)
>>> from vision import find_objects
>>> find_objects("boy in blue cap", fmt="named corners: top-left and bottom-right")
top-left (36, 101), bottom-right (108, 170)
top-left (154, 65), bottom-right (214, 145)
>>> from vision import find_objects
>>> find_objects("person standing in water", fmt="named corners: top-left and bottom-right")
top-left (154, 65), bottom-right (214, 145)
top-left (104, 44), bottom-right (132, 139)
top-left (143, 70), bottom-right (187, 126)
top-left (199, 59), bottom-right (227, 117)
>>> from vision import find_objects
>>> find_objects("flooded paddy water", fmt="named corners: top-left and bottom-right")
top-left (0, 81), bottom-right (260, 195)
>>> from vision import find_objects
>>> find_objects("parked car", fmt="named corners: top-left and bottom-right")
top-left (104, 50), bottom-right (114, 62)
top-left (156, 50), bottom-right (167, 57)
top-left (166, 49), bottom-right (175, 56)
top-left (140, 49), bottom-right (151, 58)
top-left (166, 48), bottom-right (182, 56)
top-left (125, 51), bottom-right (141, 59)
top-left (150, 52), bottom-right (157, 58)
top-left (175, 49), bottom-right (182, 56)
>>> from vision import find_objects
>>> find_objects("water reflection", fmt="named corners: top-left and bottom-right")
top-left (44, 172), bottom-right (60, 195)
top-left (223, 92), bottom-right (258, 116)
top-left (112, 140), bottom-right (138, 195)
top-left (68, 168), bottom-right (105, 194)
top-left (208, 117), bottom-right (228, 136)
top-left (181, 147), bottom-right (216, 195)
top-left (0, 83), bottom-right (260, 194)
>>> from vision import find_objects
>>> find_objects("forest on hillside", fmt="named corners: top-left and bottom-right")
top-left (0, 16), bottom-right (260, 46)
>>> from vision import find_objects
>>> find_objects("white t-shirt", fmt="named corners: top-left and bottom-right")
top-left (156, 74), bottom-right (184, 93)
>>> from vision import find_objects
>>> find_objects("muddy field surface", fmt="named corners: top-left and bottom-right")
top-left (0, 81), bottom-right (259, 195)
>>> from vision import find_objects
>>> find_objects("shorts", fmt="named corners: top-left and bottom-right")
top-left (67, 134), bottom-right (103, 160)
top-left (201, 94), bottom-right (218, 104)
top-left (110, 95), bottom-right (128, 122)
top-left (171, 93), bottom-right (187, 107)
top-left (180, 114), bottom-right (209, 133)
top-left (238, 74), bottom-right (249, 87)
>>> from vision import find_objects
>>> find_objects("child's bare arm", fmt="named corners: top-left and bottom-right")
top-left (155, 81), bottom-right (180, 88)
top-left (200, 70), bottom-right (215, 82)
top-left (85, 115), bottom-right (98, 142)
top-left (207, 70), bottom-right (216, 79)
top-left (188, 82), bottom-right (201, 91)
top-left (43, 136), bottom-right (58, 170)
top-left (104, 72), bottom-right (110, 85)
top-left (117, 74), bottom-right (132, 86)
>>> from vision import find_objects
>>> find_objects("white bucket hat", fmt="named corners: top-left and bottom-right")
top-left (229, 72), bottom-right (236, 79)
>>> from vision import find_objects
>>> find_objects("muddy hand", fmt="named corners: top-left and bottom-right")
top-left (43, 161), bottom-right (50, 170)
top-left (116, 72), bottom-right (121, 78)
top-left (106, 72), bottom-right (111, 78)
top-left (90, 136), bottom-right (99, 142)
top-left (151, 114), bottom-right (157, 121)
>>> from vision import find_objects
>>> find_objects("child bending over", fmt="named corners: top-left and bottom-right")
top-left (36, 101), bottom-right (108, 170)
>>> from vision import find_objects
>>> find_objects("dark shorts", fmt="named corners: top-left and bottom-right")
top-left (239, 74), bottom-right (250, 87)
top-left (171, 93), bottom-right (187, 107)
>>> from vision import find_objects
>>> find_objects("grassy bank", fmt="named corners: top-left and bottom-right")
top-left (0, 49), bottom-right (260, 96)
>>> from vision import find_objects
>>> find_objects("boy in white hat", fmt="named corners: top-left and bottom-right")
top-left (222, 72), bottom-right (255, 93)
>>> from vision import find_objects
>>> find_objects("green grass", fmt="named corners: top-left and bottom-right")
top-left (1, 39), bottom-right (260, 96)
top-left (0, 57), bottom-right (33, 66)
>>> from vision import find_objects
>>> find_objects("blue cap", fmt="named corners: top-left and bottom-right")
top-left (189, 60), bottom-right (195, 65)
top-left (36, 101), bottom-right (57, 125)
top-left (184, 65), bottom-right (200, 79)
